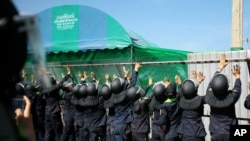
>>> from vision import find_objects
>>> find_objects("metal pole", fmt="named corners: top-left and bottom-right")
top-left (24, 58), bottom-right (248, 69)
top-left (231, 0), bottom-right (243, 50)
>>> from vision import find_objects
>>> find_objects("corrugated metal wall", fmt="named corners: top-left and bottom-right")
top-left (188, 49), bottom-right (250, 140)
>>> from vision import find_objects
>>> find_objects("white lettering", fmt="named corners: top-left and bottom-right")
top-left (234, 129), bottom-right (247, 136)
top-left (241, 129), bottom-right (247, 135)
top-left (53, 13), bottom-right (78, 30)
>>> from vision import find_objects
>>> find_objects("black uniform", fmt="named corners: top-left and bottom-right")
top-left (71, 83), bottom-right (86, 141)
top-left (35, 85), bottom-right (46, 141)
top-left (244, 94), bottom-right (250, 110)
top-left (26, 84), bottom-right (45, 141)
top-left (105, 106), bottom-right (115, 141)
top-left (178, 82), bottom-right (207, 141)
top-left (156, 83), bottom-right (182, 141)
top-left (112, 71), bottom-right (138, 141)
top-left (60, 84), bottom-right (76, 141)
top-left (130, 86), bottom-right (152, 141)
top-left (205, 72), bottom-right (241, 141)
top-left (73, 100), bottom-right (85, 141)
top-left (82, 96), bottom-right (107, 141)
top-left (101, 82), bottom-right (115, 141)
top-left (151, 96), bottom-right (166, 141)
top-left (43, 75), bottom-right (70, 141)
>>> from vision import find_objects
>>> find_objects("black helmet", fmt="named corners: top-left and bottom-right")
top-left (87, 82), bottom-right (98, 96)
top-left (165, 82), bottom-right (177, 98)
top-left (127, 86), bottom-right (144, 101)
top-left (182, 79), bottom-right (198, 99)
top-left (25, 83), bottom-right (36, 92)
top-left (62, 81), bottom-right (74, 91)
top-left (211, 73), bottom-right (229, 97)
top-left (204, 73), bottom-right (234, 108)
top-left (153, 82), bottom-right (167, 103)
top-left (84, 83), bottom-right (99, 106)
top-left (79, 83), bottom-right (88, 98)
top-left (72, 84), bottom-right (81, 97)
top-left (111, 77), bottom-right (127, 94)
top-left (101, 83), bottom-right (112, 100)
top-left (15, 83), bottom-right (25, 95)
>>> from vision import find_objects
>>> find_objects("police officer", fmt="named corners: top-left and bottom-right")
top-left (204, 55), bottom-right (241, 141)
top-left (156, 80), bottom-right (182, 141)
top-left (100, 74), bottom-right (116, 141)
top-left (127, 76), bottom-right (153, 141)
top-left (177, 71), bottom-right (207, 141)
top-left (150, 81), bottom-right (168, 141)
top-left (71, 71), bottom-right (88, 141)
top-left (110, 62), bottom-right (141, 141)
top-left (71, 83), bottom-right (85, 141)
top-left (34, 83), bottom-right (46, 141)
top-left (60, 79), bottom-right (76, 141)
top-left (81, 81), bottom-right (107, 141)
top-left (24, 83), bottom-right (40, 140)
top-left (42, 68), bottom-right (71, 141)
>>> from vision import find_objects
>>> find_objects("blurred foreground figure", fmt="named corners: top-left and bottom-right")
top-left (0, 0), bottom-right (36, 141)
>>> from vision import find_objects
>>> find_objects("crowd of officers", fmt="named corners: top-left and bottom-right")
top-left (15, 55), bottom-right (250, 141)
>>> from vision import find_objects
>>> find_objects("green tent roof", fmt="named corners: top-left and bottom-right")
top-left (25, 5), bottom-right (190, 93)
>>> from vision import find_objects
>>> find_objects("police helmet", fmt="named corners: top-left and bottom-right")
top-left (25, 83), bottom-right (36, 92)
top-left (101, 83), bottom-right (112, 100)
top-left (87, 83), bottom-right (98, 96)
top-left (62, 81), bottom-right (74, 91)
top-left (72, 84), bottom-right (81, 97)
top-left (127, 86), bottom-right (144, 101)
top-left (15, 83), bottom-right (25, 95)
top-left (79, 83), bottom-right (88, 98)
top-left (182, 79), bottom-right (198, 99)
top-left (211, 73), bottom-right (229, 97)
top-left (111, 77), bottom-right (127, 94)
top-left (165, 82), bottom-right (177, 98)
top-left (153, 82), bottom-right (167, 102)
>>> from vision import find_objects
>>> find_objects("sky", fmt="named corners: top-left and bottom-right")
top-left (12, 0), bottom-right (250, 52)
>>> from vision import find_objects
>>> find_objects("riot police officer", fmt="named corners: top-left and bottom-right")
top-left (127, 76), bottom-right (153, 141)
top-left (111, 62), bottom-right (142, 141)
top-left (177, 71), bottom-right (207, 141)
top-left (204, 55), bottom-right (241, 141)
top-left (150, 81), bottom-right (168, 141)
top-left (61, 80), bottom-right (76, 141)
top-left (155, 81), bottom-right (182, 141)
top-left (100, 74), bottom-right (116, 141)
top-left (42, 69), bottom-right (71, 141)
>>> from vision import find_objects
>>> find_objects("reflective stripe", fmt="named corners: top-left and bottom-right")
top-left (164, 97), bottom-right (176, 103)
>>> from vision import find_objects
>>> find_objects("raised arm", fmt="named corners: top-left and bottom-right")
top-left (128, 62), bottom-right (142, 88)
top-left (231, 64), bottom-right (241, 101)
top-left (244, 82), bottom-right (250, 110)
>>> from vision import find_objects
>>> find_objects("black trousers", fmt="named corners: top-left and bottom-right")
top-left (36, 117), bottom-right (45, 141)
top-left (132, 132), bottom-right (149, 141)
top-left (74, 112), bottom-right (86, 141)
top-left (45, 112), bottom-right (63, 141)
top-left (211, 134), bottom-right (230, 141)
top-left (60, 109), bottom-right (75, 141)
top-left (151, 122), bottom-right (165, 141)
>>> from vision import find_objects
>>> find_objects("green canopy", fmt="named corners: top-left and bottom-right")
top-left (24, 5), bottom-right (190, 95)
